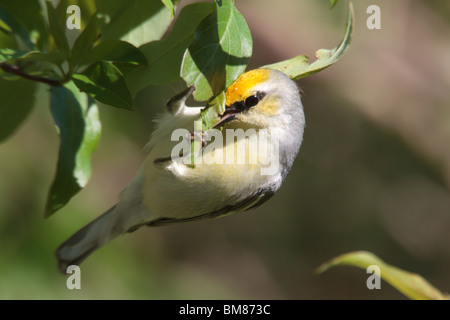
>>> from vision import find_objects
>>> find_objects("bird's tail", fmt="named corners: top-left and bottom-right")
top-left (56, 205), bottom-right (119, 273)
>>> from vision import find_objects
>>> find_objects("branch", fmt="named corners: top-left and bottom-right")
top-left (0, 62), bottom-right (64, 86)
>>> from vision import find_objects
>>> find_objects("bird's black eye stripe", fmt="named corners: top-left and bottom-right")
top-left (244, 91), bottom-right (266, 108)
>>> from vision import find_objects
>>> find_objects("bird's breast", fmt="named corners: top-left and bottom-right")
top-left (141, 127), bottom-right (282, 219)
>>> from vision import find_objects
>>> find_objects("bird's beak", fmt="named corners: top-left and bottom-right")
top-left (213, 101), bottom-right (245, 129)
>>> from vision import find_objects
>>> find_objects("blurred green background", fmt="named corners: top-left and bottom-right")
top-left (1, 0), bottom-right (450, 299)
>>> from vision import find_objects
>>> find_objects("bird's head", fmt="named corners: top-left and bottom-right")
top-left (214, 68), bottom-right (304, 130)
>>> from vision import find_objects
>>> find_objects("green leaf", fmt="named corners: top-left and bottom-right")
top-left (0, 78), bottom-right (37, 142)
top-left (181, 0), bottom-right (252, 102)
top-left (263, 2), bottom-right (354, 81)
top-left (0, 21), bottom-right (15, 52)
top-left (95, 0), bottom-right (171, 47)
top-left (46, 1), bottom-right (70, 56)
top-left (0, 49), bottom-right (66, 67)
top-left (46, 81), bottom-right (101, 217)
top-left (161, 0), bottom-right (174, 19)
top-left (330, 0), bottom-right (340, 9)
top-left (72, 61), bottom-right (133, 110)
top-left (81, 40), bottom-right (147, 67)
top-left (201, 91), bottom-right (225, 129)
top-left (317, 251), bottom-right (449, 300)
top-left (187, 91), bottom-right (226, 163)
top-left (69, 13), bottom-right (100, 70)
top-left (0, 17), bottom-right (12, 33)
top-left (0, 0), bottom-right (48, 50)
top-left (0, 2), bottom-right (35, 50)
top-left (0, 48), bottom-right (29, 62)
top-left (19, 51), bottom-right (66, 65)
top-left (125, 2), bottom-right (214, 96)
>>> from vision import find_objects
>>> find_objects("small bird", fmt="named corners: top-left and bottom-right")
top-left (56, 68), bottom-right (305, 272)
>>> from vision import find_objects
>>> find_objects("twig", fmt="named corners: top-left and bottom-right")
top-left (0, 62), bottom-right (64, 86)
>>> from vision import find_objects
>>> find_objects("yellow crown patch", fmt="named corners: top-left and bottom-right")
top-left (225, 69), bottom-right (271, 106)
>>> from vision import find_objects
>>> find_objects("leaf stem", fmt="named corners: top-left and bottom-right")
top-left (56, 63), bottom-right (66, 79)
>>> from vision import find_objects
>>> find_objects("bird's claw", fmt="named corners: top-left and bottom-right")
top-left (186, 130), bottom-right (207, 148)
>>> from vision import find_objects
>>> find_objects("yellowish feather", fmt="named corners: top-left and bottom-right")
top-left (225, 69), bottom-right (271, 105)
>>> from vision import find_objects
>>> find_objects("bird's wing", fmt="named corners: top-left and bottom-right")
top-left (146, 185), bottom-right (277, 227)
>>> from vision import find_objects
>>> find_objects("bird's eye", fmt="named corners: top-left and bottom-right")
top-left (244, 92), bottom-right (264, 108)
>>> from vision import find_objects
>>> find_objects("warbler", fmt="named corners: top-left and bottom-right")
top-left (56, 68), bottom-right (305, 272)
